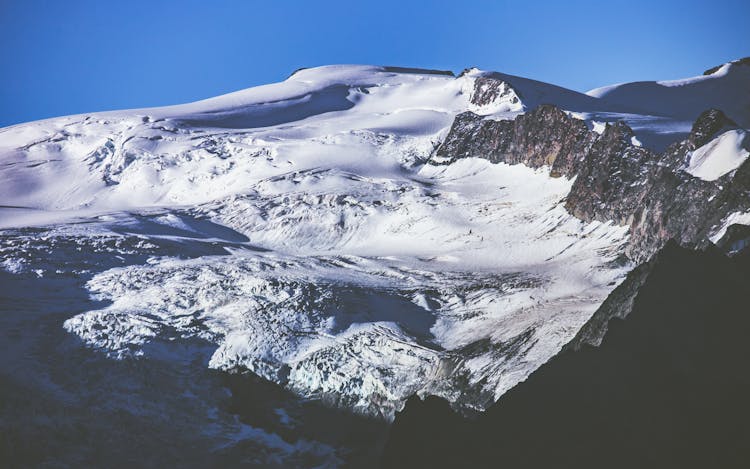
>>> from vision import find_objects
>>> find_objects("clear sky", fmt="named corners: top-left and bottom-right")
top-left (1, 0), bottom-right (748, 127)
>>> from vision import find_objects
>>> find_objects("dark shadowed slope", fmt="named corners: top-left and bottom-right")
top-left (383, 242), bottom-right (750, 469)
top-left (588, 58), bottom-right (750, 128)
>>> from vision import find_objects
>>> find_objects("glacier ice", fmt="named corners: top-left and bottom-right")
top-left (2, 65), bottom-right (642, 418)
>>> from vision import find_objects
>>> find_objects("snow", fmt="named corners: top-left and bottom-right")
top-left (685, 130), bottom-right (749, 181)
top-left (57, 157), bottom-right (630, 416)
top-left (586, 61), bottom-right (750, 128)
top-left (1, 60), bottom-right (745, 419)
top-left (462, 68), bottom-right (605, 113)
top-left (710, 210), bottom-right (750, 244)
top-left (592, 121), bottom-right (606, 134)
top-left (0, 66), bottom-right (469, 214)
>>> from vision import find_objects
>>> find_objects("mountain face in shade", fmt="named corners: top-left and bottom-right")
top-left (382, 242), bottom-right (750, 469)
top-left (1, 58), bottom-right (749, 466)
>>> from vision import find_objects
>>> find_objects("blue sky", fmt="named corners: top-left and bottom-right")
top-left (1, 0), bottom-right (748, 127)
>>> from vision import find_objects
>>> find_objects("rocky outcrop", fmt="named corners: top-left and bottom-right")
top-left (466, 76), bottom-right (524, 114)
top-left (433, 105), bottom-right (595, 177)
top-left (470, 76), bottom-right (519, 107)
top-left (433, 106), bottom-right (750, 262)
top-left (593, 109), bottom-right (750, 261)
top-left (562, 111), bottom-right (736, 261)
top-left (686, 108), bottom-right (737, 147)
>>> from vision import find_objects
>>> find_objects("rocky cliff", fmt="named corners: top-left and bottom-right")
top-left (432, 92), bottom-right (750, 262)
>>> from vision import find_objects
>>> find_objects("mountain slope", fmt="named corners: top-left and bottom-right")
top-left (382, 243), bottom-right (750, 468)
top-left (588, 58), bottom-right (750, 128)
top-left (0, 65), bottom-right (635, 419)
top-left (1, 58), bottom-right (749, 465)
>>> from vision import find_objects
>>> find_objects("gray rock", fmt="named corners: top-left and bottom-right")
top-left (433, 105), bottom-right (750, 262)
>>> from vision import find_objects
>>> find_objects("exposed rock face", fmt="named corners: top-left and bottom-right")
top-left (467, 76), bottom-right (523, 114)
top-left (434, 105), bottom-right (595, 177)
top-left (687, 108), bottom-right (737, 147)
top-left (433, 106), bottom-right (750, 262)
top-left (601, 109), bottom-right (750, 261)
top-left (565, 121), bottom-right (656, 227)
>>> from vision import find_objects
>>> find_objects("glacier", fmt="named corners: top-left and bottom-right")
top-left (2, 61), bottom-right (749, 430)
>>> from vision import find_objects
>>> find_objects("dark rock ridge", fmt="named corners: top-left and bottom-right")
top-left (287, 65), bottom-right (455, 79)
top-left (434, 105), bottom-right (595, 176)
top-left (382, 243), bottom-right (750, 468)
top-left (381, 66), bottom-right (455, 77)
top-left (469, 75), bottom-right (521, 108)
top-left (433, 105), bottom-right (750, 262)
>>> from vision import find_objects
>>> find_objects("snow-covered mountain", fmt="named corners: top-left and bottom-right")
top-left (1, 58), bottom-right (749, 465)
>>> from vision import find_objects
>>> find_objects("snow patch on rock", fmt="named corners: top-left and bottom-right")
top-left (685, 129), bottom-right (749, 181)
